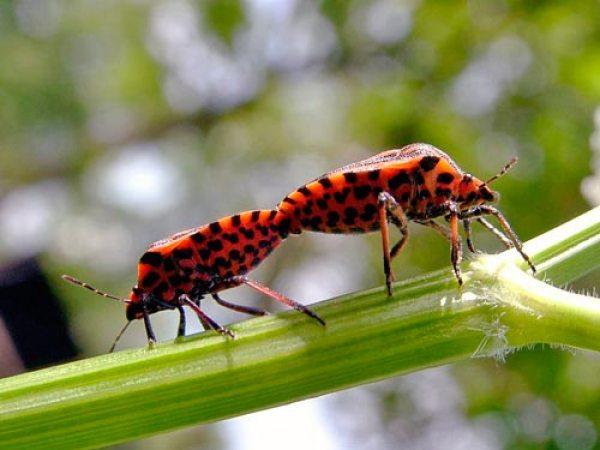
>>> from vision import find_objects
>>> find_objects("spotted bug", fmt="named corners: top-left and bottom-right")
top-left (278, 143), bottom-right (536, 294)
top-left (63, 209), bottom-right (323, 351)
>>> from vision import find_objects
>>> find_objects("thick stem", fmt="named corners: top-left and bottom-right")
top-left (497, 262), bottom-right (600, 350)
top-left (0, 277), bottom-right (488, 449)
top-left (0, 207), bottom-right (597, 449)
top-left (465, 206), bottom-right (600, 353)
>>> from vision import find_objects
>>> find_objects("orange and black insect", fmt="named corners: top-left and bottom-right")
top-left (64, 142), bottom-right (534, 350)
top-left (277, 143), bottom-right (536, 294)
top-left (64, 209), bottom-right (323, 351)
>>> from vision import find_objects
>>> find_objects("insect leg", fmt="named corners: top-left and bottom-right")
top-left (149, 297), bottom-right (188, 338)
top-left (389, 215), bottom-right (409, 259)
top-left (180, 295), bottom-right (234, 338)
top-left (417, 218), bottom-right (503, 255)
top-left (463, 219), bottom-right (478, 253)
top-left (378, 194), bottom-right (393, 296)
top-left (418, 214), bottom-right (464, 284)
top-left (195, 313), bottom-right (213, 332)
top-left (377, 191), bottom-right (408, 296)
top-left (212, 293), bottom-right (269, 317)
top-left (448, 203), bottom-right (464, 286)
top-left (142, 309), bottom-right (157, 346)
top-left (176, 305), bottom-right (186, 337)
top-left (184, 295), bottom-right (213, 330)
top-left (477, 217), bottom-right (513, 249)
top-left (230, 276), bottom-right (325, 326)
top-left (460, 205), bottom-right (536, 273)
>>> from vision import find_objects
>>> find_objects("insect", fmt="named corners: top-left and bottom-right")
top-left (277, 143), bottom-right (536, 295)
top-left (63, 209), bottom-right (324, 351)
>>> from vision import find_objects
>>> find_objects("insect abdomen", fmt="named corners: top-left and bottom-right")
top-left (137, 209), bottom-right (289, 302)
top-left (277, 152), bottom-right (466, 234)
top-left (278, 170), bottom-right (385, 234)
top-left (194, 209), bottom-right (288, 278)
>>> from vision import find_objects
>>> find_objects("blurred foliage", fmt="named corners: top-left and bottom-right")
top-left (0, 0), bottom-right (599, 449)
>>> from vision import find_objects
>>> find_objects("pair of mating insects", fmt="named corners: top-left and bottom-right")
top-left (65, 143), bottom-right (536, 351)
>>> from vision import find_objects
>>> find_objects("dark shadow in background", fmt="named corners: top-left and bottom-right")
top-left (0, 257), bottom-right (78, 376)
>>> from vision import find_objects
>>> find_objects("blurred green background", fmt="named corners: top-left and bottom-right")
top-left (1, 0), bottom-right (599, 449)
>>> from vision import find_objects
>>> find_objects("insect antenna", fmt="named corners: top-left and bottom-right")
top-left (482, 157), bottom-right (518, 187)
top-left (109, 321), bottom-right (133, 353)
top-left (61, 275), bottom-right (130, 303)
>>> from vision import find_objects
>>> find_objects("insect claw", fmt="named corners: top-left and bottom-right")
top-left (453, 266), bottom-right (464, 287)
top-left (219, 327), bottom-right (235, 339)
top-left (298, 305), bottom-right (326, 326)
top-left (528, 261), bottom-right (537, 274)
top-left (385, 280), bottom-right (393, 296)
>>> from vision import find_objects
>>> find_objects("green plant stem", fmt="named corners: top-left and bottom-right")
top-left (0, 207), bottom-right (598, 449)
top-left (471, 206), bottom-right (600, 350)
top-left (500, 263), bottom-right (600, 349)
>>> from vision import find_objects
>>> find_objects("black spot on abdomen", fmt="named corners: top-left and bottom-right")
top-left (360, 203), bottom-right (377, 221)
top-left (419, 156), bottom-right (440, 172)
top-left (298, 186), bottom-right (311, 197)
top-left (344, 173), bottom-right (358, 183)
top-left (316, 198), bottom-right (328, 210)
top-left (435, 187), bottom-right (452, 198)
top-left (388, 171), bottom-right (410, 190)
top-left (326, 211), bottom-right (340, 227)
top-left (318, 178), bottom-right (333, 189)
top-left (413, 171), bottom-right (425, 185)
top-left (353, 185), bottom-right (371, 200)
top-left (140, 251), bottom-right (163, 267)
top-left (334, 187), bottom-right (351, 204)
top-left (343, 207), bottom-right (359, 225)
top-left (142, 271), bottom-right (160, 288)
top-left (437, 172), bottom-right (455, 184)
top-left (368, 170), bottom-right (380, 180)
top-left (190, 232), bottom-right (205, 244)
top-left (173, 248), bottom-right (194, 259)
top-left (207, 240), bottom-right (224, 252)
top-left (310, 216), bottom-right (323, 229)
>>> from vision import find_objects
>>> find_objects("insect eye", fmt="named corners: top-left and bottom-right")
top-left (480, 186), bottom-right (498, 202)
top-left (126, 302), bottom-right (142, 321)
